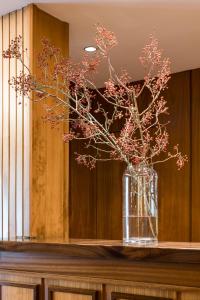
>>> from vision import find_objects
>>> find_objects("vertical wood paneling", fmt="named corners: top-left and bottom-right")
top-left (9, 11), bottom-right (17, 238)
top-left (0, 7), bottom-right (31, 239)
top-left (16, 8), bottom-right (23, 238)
top-left (96, 161), bottom-right (124, 239)
top-left (23, 6), bottom-right (32, 238)
top-left (69, 141), bottom-right (97, 239)
top-left (157, 72), bottom-right (190, 241)
top-left (191, 69), bottom-right (200, 242)
top-left (0, 5), bottom-right (69, 240)
top-left (2, 14), bottom-right (10, 239)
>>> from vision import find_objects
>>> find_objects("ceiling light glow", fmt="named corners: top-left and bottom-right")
top-left (84, 46), bottom-right (97, 52)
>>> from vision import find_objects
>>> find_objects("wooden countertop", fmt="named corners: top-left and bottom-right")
top-left (0, 239), bottom-right (200, 264)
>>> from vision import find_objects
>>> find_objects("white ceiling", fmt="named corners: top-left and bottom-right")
top-left (1, 0), bottom-right (200, 87)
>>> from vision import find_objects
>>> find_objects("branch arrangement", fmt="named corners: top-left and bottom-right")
top-left (3, 26), bottom-right (187, 170)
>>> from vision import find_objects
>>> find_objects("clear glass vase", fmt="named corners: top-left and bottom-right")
top-left (123, 164), bottom-right (158, 244)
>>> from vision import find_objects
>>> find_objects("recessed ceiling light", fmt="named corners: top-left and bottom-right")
top-left (84, 46), bottom-right (97, 53)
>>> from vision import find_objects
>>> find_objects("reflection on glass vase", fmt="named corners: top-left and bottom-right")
top-left (123, 164), bottom-right (158, 244)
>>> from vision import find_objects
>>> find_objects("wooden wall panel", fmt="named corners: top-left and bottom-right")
top-left (0, 4), bottom-right (69, 240)
top-left (191, 69), bottom-right (200, 241)
top-left (0, 8), bottom-right (31, 239)
top-left (96, 161), bottom-right (124, 239)
top-left (69, 141), bottom-right (97, 238)
top-left (30, 5), bottom-right (69, 239)
top-left (16, 8), bottom-right (23, 238)
top-left (2, 13), bottom-right (10, 240)
top-left (157, 71), bottom-right (191, 241)
top-left (9, 11), bottom-right (17, 240)
top-left (23, 5), bottom-right (32, 238)
top-left (69, 71), bottom-right (191, 241)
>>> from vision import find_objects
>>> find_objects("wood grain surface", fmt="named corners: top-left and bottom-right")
top-left (0, 250), bottom-right (200, 299)
top-left (30, 5), bottom-right (69, 239)
top-left (191, 69), bottom-right (200, 242)
top-left (156, 71), bottom-right (190, 242)
top-left (69, 70), bottom-right (195, 242)
top-left (0, 239), bottom-right (200, 264)
top-left (0, 4), bottom-right (69, 241)
top-left (0, 249), bottom-right (200, 288)
top-left (69, 140), bottom-right (97, 239)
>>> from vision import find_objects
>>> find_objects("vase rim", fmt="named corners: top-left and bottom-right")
top-left (127, 163), bottom-right (153, 169)
top-left (125, 163), bottom-right (157, 176)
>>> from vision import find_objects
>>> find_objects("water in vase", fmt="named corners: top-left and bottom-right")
top-left (123, 164), bottom-right (158, 244)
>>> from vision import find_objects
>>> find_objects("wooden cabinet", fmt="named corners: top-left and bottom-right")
top-left (0, 271), bottom-right (200, 300)
top-left (0, 241), bottom-right (200, 300)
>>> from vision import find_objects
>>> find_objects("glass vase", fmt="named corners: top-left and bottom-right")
top-left (123, 164), bottom-right (158, 244)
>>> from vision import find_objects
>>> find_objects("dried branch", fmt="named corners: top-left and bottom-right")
top-left (3, 25), bottom-right (187, 170)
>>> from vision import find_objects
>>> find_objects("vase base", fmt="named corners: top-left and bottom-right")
top-left (123, 237), bottom-right (158, 245)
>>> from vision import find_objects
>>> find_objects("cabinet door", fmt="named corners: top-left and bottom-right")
top-left (0, 282), bottom-right (40, 300)
top-left (108, 285), bottom-right (200, 300)
top-left (48, 286), bottom-right (98, 300)
top-left (111, 293), bottom-right (172, 300)
top-left (107, 284), bottom-right (176, 300)
top-left (180, 291), bottom-right (200, 300)
top-left (0, 272), bottom-right (41, 300)
top-left (46, 279), bottom-right (102, 300)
